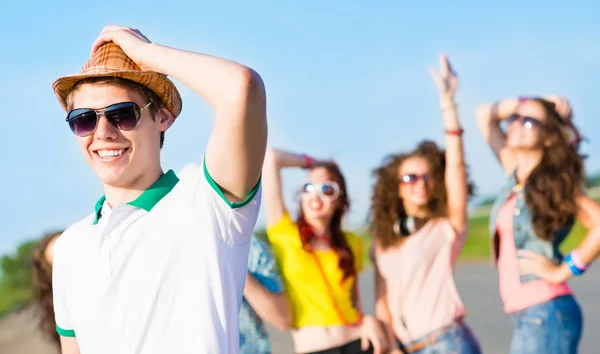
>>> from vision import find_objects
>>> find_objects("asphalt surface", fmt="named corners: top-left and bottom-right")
top-left (266, 263), bottom-right (600, 354)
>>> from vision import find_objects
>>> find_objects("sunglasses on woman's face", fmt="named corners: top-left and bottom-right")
top-left (66, 101), bottom-right (152, 137)
top-left (298, 180), bottom-right (340, 200)
top-left (400, 173), bottom-right (431, 185)
top-left (505, 114), bottom-right (545, 130)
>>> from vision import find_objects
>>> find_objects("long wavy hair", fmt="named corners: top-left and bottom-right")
top-left (31, 231), bottom-right (63, 346)
top-left (524, 98), bottom-right (585, 240)
top-left (369, 141), bottom-right (475, 249)
top-left (296, 161), bottom-right (356, 282)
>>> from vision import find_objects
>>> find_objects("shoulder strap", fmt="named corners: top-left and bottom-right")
top-left (308, 251), bottom-right (363, 327)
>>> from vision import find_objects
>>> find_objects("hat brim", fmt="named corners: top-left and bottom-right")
top-left (53, 69), bottom-right (182, 118)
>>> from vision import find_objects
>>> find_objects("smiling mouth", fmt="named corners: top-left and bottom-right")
top-left (94, 148), bottom-right (129, 160)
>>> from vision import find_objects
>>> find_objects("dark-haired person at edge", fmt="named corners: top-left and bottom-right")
top-left (370, 55), bottom-right (482, 354)
top-left (476, 92), bottom-right (600, 353)
top-left (0, 231), bottom-right (63, 354)
top-left (262, 148), bottom-right (388, 354)
top-left (239, 234), bottom-right (291, 354)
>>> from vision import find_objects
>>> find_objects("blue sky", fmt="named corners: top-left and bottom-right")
top-left (1, 1), bottom-right (599, 255)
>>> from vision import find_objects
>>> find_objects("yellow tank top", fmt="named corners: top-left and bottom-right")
top-left (267, 213), bottom-right (364, 328)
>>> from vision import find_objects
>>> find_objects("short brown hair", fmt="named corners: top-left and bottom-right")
top-left (66, 77), bottom-right (166, 148)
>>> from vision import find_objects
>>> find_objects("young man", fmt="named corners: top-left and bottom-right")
top-left (239, 235), bottom-right (291, 353)
top-left (51, 26), bottom-right (267, 354)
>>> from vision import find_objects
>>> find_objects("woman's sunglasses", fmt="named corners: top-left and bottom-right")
top-left (400, 173), bottom-right (431, 185)
top-left (298, 180), bottom-right (340, 200)
top-left (504, 114), bottom-right (545, 130)
top-left (66, 101), bottom-right (152, 137)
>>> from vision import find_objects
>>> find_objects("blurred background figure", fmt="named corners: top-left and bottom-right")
top-left (262, 148), bottom-right (388, 354)
top-left (476, 95), bottom-right (600, 353)
top-left (370, 55), bottom-right (481, 354)
top-left (0, 231), bottom-right (62, 354)
top-left (240, 234), bottom-right (291, 354)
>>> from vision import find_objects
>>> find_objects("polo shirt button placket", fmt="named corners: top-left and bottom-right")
top-left (99, 206), bottom-right (113, 279)
top-left (100, 234), bottom-right (113, 279)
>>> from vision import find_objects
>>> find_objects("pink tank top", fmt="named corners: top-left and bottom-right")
top-left (496, 195), bottom-right (572, 313)
top-left (375, 218), bottom-right (466, 343)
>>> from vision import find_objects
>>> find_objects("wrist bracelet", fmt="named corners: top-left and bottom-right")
top-left (518, 96), bottom-right (529, 103)
top-left (440, 101), bottom-right (457, 110)
top-left (302, 154), bottom-right (314, 169)
top-left (565, 253), bottom-right (585, 276)
top-left (570, 250), bottom-right (588, 271)
top-left (445, 128), bottom-right (464, 136)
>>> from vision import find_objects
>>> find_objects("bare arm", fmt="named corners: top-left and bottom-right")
top-left (60, 337), bottom-right (80, 354)
top-left (430, 55), bottom-right (468, 233)
top-left (262, 148), bottom-right (312, 227)
top-left (374, 257), bottom-right (396, 350)
top-left (520, 195), bottom-right (600, 283)
top-left (91, 26), bottom-right (267, 202)
top-left (150, 46), bottom-right (267, 201)
top-left (243, 273), bottom-right (292, 331)
top-left (475, 98), bottom-right (521, 174)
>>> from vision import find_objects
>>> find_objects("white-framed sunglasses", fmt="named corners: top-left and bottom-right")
top-left (298, 179), bottom-right (341, 200)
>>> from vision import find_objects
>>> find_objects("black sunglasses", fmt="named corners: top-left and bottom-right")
top-left (66, 101), bottom-right (152, 137)
top-left (505, 114), bottom-right (544, 130)
top-left (400, 173), bottom-right (431, 184)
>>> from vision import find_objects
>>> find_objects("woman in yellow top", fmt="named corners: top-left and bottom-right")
top-left (262, 148), bottom-right (388, 354)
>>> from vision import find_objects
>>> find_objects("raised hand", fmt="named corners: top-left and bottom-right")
top-left (429, 54), bottom-right (459, 104)
top-left (90, 25), bottom-right (154, 71)
top-left (542, 95), bottom-right (573, 120)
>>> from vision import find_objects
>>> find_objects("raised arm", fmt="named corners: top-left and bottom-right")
top-left (262, 148), bottom-right (313, 227)
top-left (90, 26), bottom-right (267, 202)
top-left (429, 55), bottom-right (468, 233)
top-left (475, 97), bottom-right (521, 174)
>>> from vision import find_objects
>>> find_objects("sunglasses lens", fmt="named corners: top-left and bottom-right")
top-left (402, 174), bottom-right (417, 184)
top-left (301, 183), bottom-right (315, 194)
top-left (105, 102), bottom-right (141, 130)
top-left (506, 114), bottom-right (519, 125)
top-left (68, 109), bottom-right (97, 137)
top-left (522, 117), bottom-right (541, 129)
top-left (321, 184), bottom-right (336, 197)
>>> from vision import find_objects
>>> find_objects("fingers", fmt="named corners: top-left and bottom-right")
top-left (439, 54), bottom-right (448, 77)
top-left (429, 68), bottom-right (444, 90)
top-left (369, 335), bottom-right (382, 354)
top-left (90, 31), bottom-right (116, 56)
top-left (360, 335), bottom-right (369, 351)
top-left (516, 249), bottom-right (539, 259)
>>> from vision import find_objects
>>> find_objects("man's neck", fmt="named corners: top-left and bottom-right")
top-left (103, 168), bottom-right (164, 208)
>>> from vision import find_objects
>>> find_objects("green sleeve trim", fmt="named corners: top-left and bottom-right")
top-left (203, 158), bottom-right (261, 209)
top-left (56, 325), bottom-right (75, 337)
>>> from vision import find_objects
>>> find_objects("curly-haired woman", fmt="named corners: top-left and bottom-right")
top-left (476, 92), bottom-right (600, 353)
top-left (370, 55), bottom-right (481, 354)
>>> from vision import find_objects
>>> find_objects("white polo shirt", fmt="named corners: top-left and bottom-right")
top-left (52, 160), bottom-right (261, 354)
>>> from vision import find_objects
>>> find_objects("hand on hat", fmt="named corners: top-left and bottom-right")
top-left (91, 25), bottom-right (154, 71)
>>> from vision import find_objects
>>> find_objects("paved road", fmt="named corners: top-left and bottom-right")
top-left (267, 263), bottom-right (600, 354)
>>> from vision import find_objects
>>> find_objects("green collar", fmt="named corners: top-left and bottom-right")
top-left (93, 170), bottom-right (179, 225)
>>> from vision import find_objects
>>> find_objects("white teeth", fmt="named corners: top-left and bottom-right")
top-left (97, 149), bottom-right (124, 158)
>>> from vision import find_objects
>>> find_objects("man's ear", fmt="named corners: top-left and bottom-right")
top-left (157, 106), bottom-right (175, 132)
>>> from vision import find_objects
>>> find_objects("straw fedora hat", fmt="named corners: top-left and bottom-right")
top-left (53, 42), bottom-right (182, 118)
